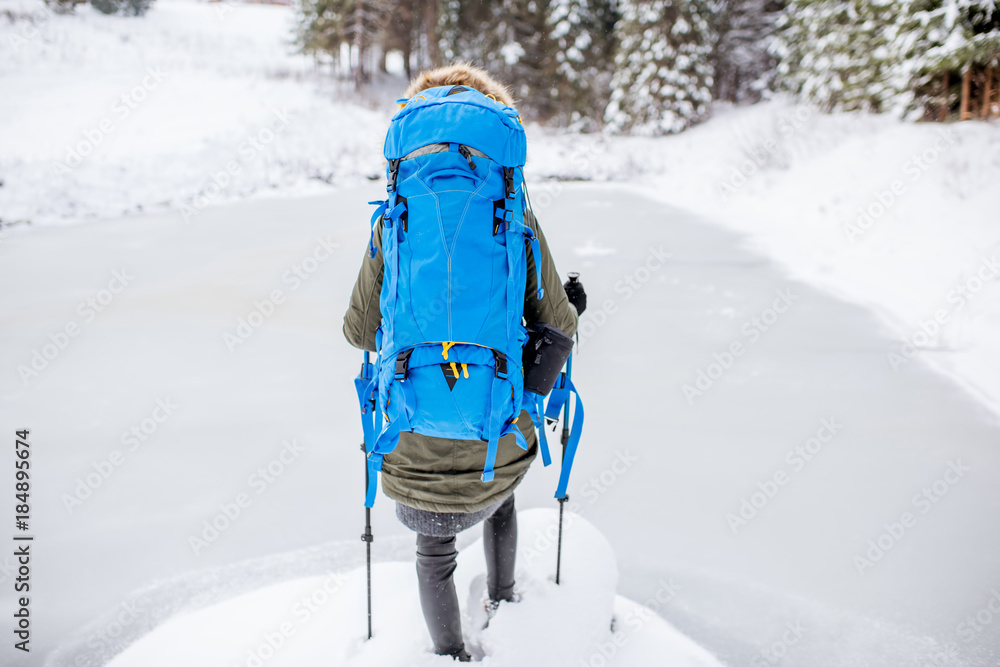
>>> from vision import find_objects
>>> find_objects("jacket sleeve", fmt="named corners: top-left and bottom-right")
top-left (524, 211), bottom-right (578, 337)
top-left (342, 222), bottom-right (384, 352)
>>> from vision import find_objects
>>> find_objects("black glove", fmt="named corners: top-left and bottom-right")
top-left (563, 273), bottom-right (586, 315)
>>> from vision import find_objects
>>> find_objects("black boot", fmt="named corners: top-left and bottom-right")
top-left (483, 494), bottom-right (517, 603)
top-left (416, 534), bottom-right (469, 659)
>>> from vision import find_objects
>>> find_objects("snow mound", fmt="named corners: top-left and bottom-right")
top-left (106, 509), bottom-right (721, 667)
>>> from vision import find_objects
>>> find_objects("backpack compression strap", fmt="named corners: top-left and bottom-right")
top-left (355, 355), bottom-right (381, 507)
top-left (544, 374), bottom-right (584, 500)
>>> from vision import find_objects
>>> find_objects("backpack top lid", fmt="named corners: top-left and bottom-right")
top-left (384, 85), bottom-right (527, 168)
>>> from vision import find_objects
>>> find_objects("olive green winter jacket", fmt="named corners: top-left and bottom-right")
top-left (343, 211), bottom-right (578, 513)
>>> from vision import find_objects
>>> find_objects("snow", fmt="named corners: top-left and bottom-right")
top-left (3, 3), bottom-right (1000, 667)
top-left (528, 100), bottom-right (1000, 422)
top-left (0, 0), bottom-right (388, 225)
top-left (104, 510), bottom-right (723, 667)
top-left (7, 184), bottom-right (1000, 667)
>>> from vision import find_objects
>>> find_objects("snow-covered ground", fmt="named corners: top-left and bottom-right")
top-left (0, 0), bottom-right (388, 225)
top-left (3, 1), bottom-right (1000, 666)
top-left (4, 184), bottom-right (1000, 667)
top-left (530, 105), bottom-right (1000, 426)
top-left (103, 510), bottom-right (722, 667)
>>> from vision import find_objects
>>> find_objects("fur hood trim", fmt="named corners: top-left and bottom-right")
top-left (403, 63), bottom-right (515, 107)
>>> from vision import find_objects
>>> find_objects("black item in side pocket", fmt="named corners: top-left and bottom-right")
top-left (522, 322), bottom-right (574, 396)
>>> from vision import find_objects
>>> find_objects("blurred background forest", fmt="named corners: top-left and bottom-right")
top-left (33, 0), bottom-right (1000, 134)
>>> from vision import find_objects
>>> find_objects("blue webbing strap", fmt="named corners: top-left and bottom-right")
top-left (383, 162), bottom-right (404, 323)
top-left (354, 361), bottom-right (377, 452)
top-left (553, 379), bottom-right (583, 500)
top-left (367, 201), bottom-right (386, 258)
top-left (501, 419), bottom-right (529, 451)
top-left (365, 442), bottom-right (388, 507)
top-left (355, 354), bottom-right (382, 508)
top-left (527, 229), bottom-right (544, 300)
top-left (482, 376), bottom-right (506, 483)
top-left (366, 400), bottom-right (402, 508)
top-left (545, 373), bottom-right (570, 422)
top-left (363, 351), bottom-right (417, 508)
top-left (535, 394), bottom-right (552, 466)
top-left (544, 373), bottom-right (584, 500)
top-left (394, 376), bottom-right (415, 434)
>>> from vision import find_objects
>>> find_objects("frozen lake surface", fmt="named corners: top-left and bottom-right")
top-left (0, 184), bottom-right (998, 666)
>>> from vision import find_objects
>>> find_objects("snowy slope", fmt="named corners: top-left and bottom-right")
top-left (104, 510), bottom-right (723, 667)
top-left (0, 0), bottom-right (388, 225)
top-left (530, 103), bottom-right (1000, 422)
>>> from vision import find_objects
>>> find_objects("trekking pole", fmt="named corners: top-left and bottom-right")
top-left (360, 351), bottom-right (374, 640)
top-left (555, 350), bottom-right (572, 585)
top-left (555, 272), bottom-right (580, 585)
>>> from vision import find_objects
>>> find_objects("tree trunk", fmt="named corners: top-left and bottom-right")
top-left (984, 67), bottom-right (996, 120)
top-left (960, 67), bottom-right (971, 120)
top-left (354, 2), bottom-right (365, 90)
top-left (939, 71), bottom-right (949, 122)
top-left (423, 0), bottom-right (440, 68)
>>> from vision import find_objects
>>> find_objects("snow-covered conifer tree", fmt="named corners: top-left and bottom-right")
top-left (709, 0), bottom-right (784, 104)
top-left (546, 0), bottom-right (617, 128)
top-left (774, 0), bottom-right (910, 113)
top-left (605, 0), bottom-right (714, 135)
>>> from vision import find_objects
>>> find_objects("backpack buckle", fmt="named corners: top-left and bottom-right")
top-left (503, 167), bottom-right (515, 199)
top-left (492, 350), bottom-right (508, 379)
top-left (394, 349), bottom-right (412, 380)
top-left (386, 159), bottom-right (401, 192)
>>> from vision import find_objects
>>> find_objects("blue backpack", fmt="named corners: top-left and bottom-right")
top-left (356, 85), bottom-right (576, 508)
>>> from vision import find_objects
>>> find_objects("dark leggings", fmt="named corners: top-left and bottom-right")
top-left (416, 494), bottom-right (517, 655)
